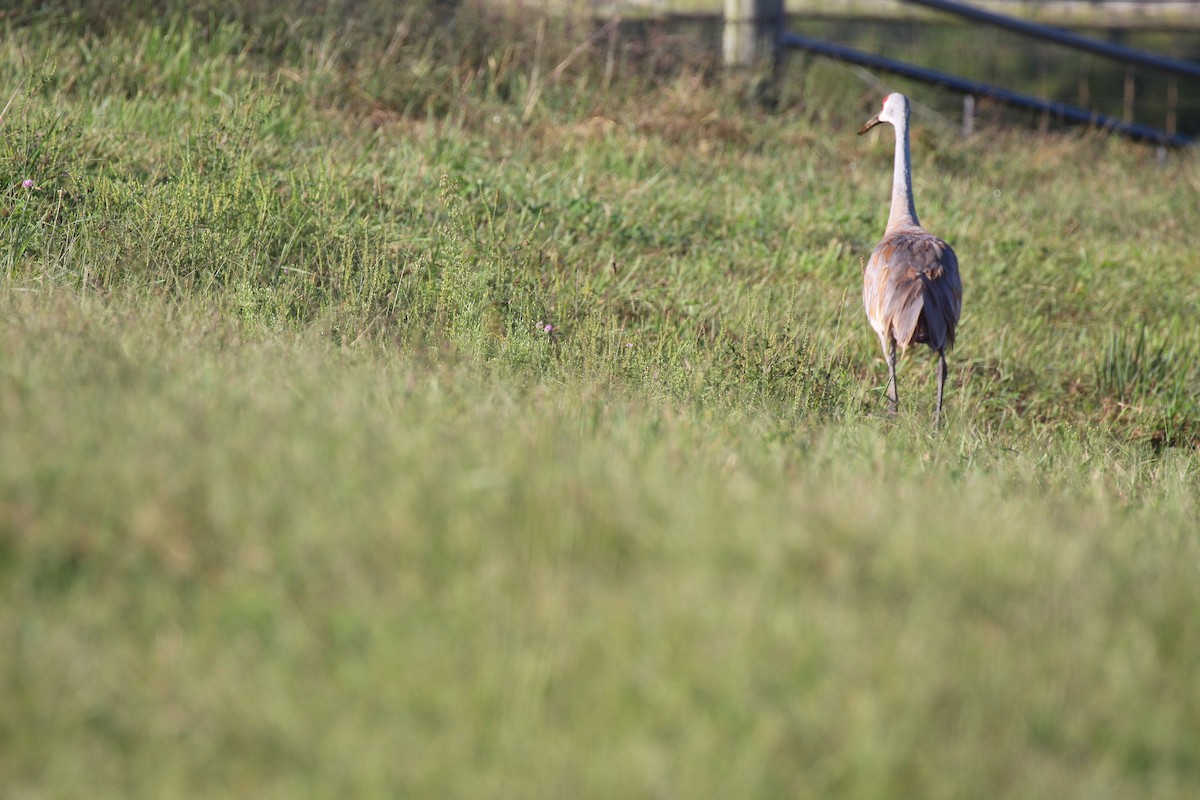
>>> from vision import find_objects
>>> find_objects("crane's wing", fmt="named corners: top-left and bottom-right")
top-left (864, 231), bottom-right (962, 351)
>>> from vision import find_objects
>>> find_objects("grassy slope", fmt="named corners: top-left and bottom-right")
top-left (2, 5), bottom-right (1199, 798)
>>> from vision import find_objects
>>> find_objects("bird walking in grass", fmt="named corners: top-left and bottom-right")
top-left (858, 93), bottom-right (962, 423)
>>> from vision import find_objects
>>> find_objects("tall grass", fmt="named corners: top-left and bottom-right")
top-left (2, 3), bottom-right (1199, 797)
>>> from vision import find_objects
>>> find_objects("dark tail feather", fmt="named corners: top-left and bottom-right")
top-left (918, 275), bottom-right (958, 351)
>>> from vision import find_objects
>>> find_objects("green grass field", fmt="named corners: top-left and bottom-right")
top-left (2, 3), bottom-right (1199, 797)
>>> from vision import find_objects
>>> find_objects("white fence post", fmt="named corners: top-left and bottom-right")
top-left (723, 0), bottom-right (784, 69)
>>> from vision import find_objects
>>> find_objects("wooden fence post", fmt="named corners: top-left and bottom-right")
top-left (723, 0), bottom-right (784, 69)
top-left (1166, 76), bottom-right (1178, 137)
top-left (1123, 65), bottom-right (1135, 123)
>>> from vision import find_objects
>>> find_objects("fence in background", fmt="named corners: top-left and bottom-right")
top-left (720, 0), bottom-right (1197, 145)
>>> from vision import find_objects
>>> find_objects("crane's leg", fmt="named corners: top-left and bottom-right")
top-left (934, 349), bottom-right (948, 426)
top-left (886, 338), bottom-right (899, 416)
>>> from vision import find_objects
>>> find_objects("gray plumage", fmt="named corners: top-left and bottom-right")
top-left (858, 93), bottom-right (962, 421)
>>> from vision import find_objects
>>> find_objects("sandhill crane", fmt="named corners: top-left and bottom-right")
top-left (858, 93), bottom-right (962, 422)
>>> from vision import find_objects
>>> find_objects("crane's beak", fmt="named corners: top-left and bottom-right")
top-left (858, 116), bottom-right (882, 135)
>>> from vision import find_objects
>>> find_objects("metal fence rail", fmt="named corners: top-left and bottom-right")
top-left (899, 0), bottom-right (1200, 81)
top-left (780, 31), bottom-right (1194, 146)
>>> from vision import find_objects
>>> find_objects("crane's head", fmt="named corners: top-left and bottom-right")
top-left (858, 93), bottom-right (910, 135)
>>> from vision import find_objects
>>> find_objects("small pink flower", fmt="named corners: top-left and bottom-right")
top-left (543, 324), bottom-right (554, 333)
top-left (21, 179), bottom-right (33, 189)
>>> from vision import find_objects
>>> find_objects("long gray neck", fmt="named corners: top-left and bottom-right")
top-left (886, 112), bottom-right (920, 233)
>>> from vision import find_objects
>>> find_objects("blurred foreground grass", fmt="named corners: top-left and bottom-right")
top-left (2, 2), bottom-right (1200, 797)
top-left (3, 292), bottom-right (1199, 798)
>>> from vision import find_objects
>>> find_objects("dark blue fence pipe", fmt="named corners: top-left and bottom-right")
top-left (780, 32), bottom-right (1194, 146)
top-left (899, 0), bottom-right (1200, 81)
